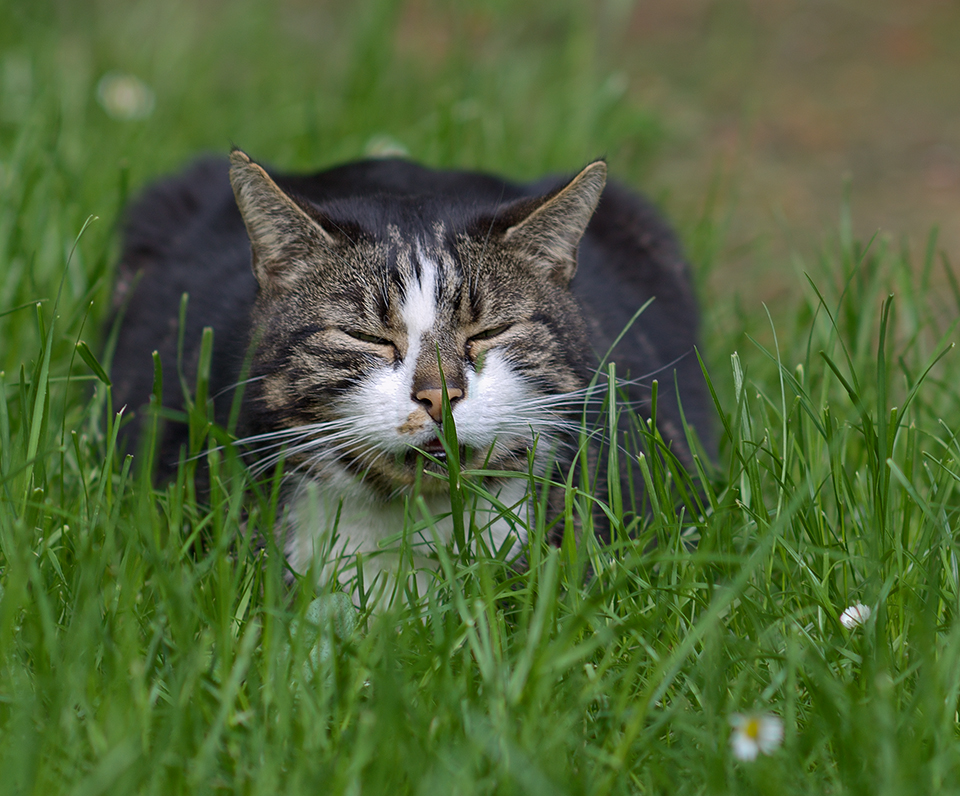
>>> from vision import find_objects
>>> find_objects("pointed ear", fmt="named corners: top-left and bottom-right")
top-left (229, 149), bottom-right (335, 291)
top-left (503, 160), bottom-right (606, 283)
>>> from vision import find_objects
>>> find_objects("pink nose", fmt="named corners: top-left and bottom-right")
top-left (415, 386), bottom-right (463, 423)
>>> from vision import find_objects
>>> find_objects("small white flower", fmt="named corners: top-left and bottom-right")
top-left (729, 713), bottom-right (784, 761)
top-left (96, 72), bottom-right (155, 120)
top-left (840, 602), bottom-right (872, 629)
top-left (363, 134), bottom-right (409, 159)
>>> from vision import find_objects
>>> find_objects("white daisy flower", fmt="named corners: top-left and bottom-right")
top-left (729, 713), bottom-right (784, 761)
top-left (840, 602), bottom-right (872, 629)
top-left (96, 72), bottom-right (155, 120)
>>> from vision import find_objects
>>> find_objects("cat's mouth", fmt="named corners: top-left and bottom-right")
top-left (420, 438), bottom-right (448, 460)
top-left (406, 437), bottom-right (465, 468)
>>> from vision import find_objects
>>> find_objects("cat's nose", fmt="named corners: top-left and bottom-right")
top-left (415, 386), bottom-right (463, 423)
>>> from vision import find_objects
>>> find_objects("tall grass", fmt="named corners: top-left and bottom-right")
top-left (2, 1), bottom-right (960, 793)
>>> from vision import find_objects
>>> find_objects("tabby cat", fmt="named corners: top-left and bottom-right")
top-left (110, 149), bottom-right (710, 599)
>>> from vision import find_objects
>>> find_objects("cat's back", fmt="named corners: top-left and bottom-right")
top-left (111, 158), bottom-right (253, 440)
top-left (576, 182), bottom-right (709, 458)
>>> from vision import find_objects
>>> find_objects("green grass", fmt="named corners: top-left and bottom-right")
top-left (3, 1), bottom-right (960, 793)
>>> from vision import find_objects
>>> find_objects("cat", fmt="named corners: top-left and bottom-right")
top-left (110, 149), bottom-right (711, 601)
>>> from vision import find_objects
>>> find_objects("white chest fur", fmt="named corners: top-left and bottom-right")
top-left (285, 474), bottom-right (530, 605)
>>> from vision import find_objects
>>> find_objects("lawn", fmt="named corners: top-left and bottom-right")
top-left (2, 1), bottom-right (960, 793)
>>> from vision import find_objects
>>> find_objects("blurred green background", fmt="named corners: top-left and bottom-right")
top-left (3, 0), bottom-right (958, 320)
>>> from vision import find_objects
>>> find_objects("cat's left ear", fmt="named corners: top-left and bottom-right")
top-left (503, 160), bottom-right (607, 283)
top-left (229, 149), bottom-right (336, 292)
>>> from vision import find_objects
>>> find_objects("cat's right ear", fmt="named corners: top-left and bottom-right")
top-left (229, 149), bottom-right (335, 292)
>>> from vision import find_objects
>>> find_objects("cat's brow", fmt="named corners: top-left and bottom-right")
top-left (478, 184), bottom-right (509, 265)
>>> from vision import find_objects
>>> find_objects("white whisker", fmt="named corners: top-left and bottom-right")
top-left (210, 373), bottom-right (268, 401)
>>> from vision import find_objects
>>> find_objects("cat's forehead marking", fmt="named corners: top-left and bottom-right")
top-left (400, 243), bottom-right (438, 340)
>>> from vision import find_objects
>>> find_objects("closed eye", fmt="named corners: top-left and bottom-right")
top-left (344, 329), bottom-right (394, 347)
top-left (469, 323), bottom-right (511, 342)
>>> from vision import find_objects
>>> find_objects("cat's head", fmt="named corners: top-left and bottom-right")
top-left (228, 150), bottom-right (606, 499)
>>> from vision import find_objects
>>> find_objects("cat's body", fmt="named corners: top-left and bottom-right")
top-left (111, 151), bottom-right (710, 597)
